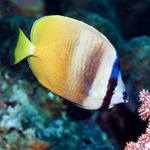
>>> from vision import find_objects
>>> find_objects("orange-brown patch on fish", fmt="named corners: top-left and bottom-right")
top-left (65, 32), bottom-right (105, 105)
top-left (84, 39), bottom-right (105, 86)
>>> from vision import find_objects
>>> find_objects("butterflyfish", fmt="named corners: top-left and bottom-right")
top-left (10, 15), bottom-right (129, 110)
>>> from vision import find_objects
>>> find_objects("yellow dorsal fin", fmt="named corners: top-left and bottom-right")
top-left (31, 15), bottom-right (75, 46)
top-left (10, 28), bottom-right (34, 64)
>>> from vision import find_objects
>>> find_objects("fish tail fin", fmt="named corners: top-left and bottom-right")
top-left (9, 27), bottom-right (34, 65)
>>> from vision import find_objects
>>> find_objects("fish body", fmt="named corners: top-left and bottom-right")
top-left (11, 15), bottom-right (129, 110)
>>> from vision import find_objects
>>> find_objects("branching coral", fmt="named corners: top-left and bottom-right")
top-left (125, 90), bottom-right (150, 150)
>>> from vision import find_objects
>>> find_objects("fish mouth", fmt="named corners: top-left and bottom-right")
top-left (123, 92), bottom-right (129, 103)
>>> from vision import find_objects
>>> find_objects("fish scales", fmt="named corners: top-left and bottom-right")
top-left (11, 15), bottom-right (129, 110)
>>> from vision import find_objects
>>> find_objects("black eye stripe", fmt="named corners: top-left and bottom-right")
top-left (108, 84), bottom-right (116, 93)
top-left (123, 92), bottom-right (129, 103)
top-left (100, 56), bottom-right (119, 110)
top-left (107, 78), bottom-right (117, 92)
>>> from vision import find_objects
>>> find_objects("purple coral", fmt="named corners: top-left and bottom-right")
top-left (138, 90), bottom-right (150, 121)
top-left (125, 90), bottom-right (150, 150)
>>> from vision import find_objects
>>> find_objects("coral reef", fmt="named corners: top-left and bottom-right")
top-left (61, 0), bottom-right (118, 25)
top-left (0, 73), bottom-right (115, 149)
top-left (113, 0), bottom-right (150, 39)
top-left (0, 0), bottom-right (149, 149)
top-left (0, 0), bottom-right (45, 17)
top-left (121, 36), bottom-right (150, 104)
top-left (29, 141), bottom-right (50, 150)
top-left (125, 90), bottom-right (150, 149)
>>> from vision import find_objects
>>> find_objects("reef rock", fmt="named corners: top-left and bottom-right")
top-left (121, 36), bottom-right (150, 101)
top-left (61, 0), bottom-right (117, 25)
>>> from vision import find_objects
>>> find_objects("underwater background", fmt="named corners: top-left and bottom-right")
top-left (0, 0), bottom-right (150, 149)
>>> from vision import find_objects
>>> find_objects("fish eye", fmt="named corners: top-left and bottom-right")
top-left (108, 84), bottom-right (117, 93)
top-left (123, 92), bottom-right (129, 103)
